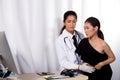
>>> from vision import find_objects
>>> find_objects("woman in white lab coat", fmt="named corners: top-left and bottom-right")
top-left (55, 11), bottom-right (95, 73)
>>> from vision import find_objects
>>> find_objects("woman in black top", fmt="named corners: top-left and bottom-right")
top-left (76, 17), bottom-right (115, 80)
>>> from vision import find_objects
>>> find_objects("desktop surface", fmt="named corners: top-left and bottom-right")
top-left (17, 71), bottom-right (88, 80)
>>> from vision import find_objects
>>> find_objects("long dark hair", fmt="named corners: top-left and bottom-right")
top-left (59, 10), bottom-right (77, 34)
top-left (85, 17), bottom-right (104, 40)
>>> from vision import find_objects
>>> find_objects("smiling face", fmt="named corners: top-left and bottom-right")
top-left (64, 15), bottom-right (77, 34)
top-left (84, 22), bottom-right (98, 38)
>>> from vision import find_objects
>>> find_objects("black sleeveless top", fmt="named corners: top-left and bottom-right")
top-left (76, 38), bottom-right (112, 80)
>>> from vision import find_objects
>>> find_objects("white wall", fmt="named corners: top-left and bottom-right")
top-left (100, 0), bottom-right (120, 80)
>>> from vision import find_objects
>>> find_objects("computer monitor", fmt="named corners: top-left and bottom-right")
top-left (0, 32), bottom-right (18, 73)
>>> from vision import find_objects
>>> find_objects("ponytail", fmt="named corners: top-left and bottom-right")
top-left (98, 30), bottom-right (104, 40)
top-left (59, 26), bottom-right (65, 35)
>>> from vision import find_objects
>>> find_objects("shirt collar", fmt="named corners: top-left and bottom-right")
top-left (63, 29), bottom-right (76, 38)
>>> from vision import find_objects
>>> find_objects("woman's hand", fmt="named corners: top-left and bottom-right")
top-left (95, 62), bottom-right (104, 70)
top-left (79, 62), bottom-right (95, 73)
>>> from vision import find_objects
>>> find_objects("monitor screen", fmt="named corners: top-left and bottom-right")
top-left (0, 32), bottom-right (18, 73)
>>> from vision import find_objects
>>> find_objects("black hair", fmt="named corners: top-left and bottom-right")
top-left (59, 10), bottom-right (77, 34)
top-left (85, 17), bottom-right (104, 40)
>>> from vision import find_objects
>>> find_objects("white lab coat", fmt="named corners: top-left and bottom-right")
top-left (55, 29), bottom-right (84, 70)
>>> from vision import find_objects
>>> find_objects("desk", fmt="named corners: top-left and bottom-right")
top-left (16, 71), bottom-right (88, 80)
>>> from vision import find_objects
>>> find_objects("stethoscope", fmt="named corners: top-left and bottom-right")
top-left (64, 37), bottom-right (73, 50)
top-left (64, 32), bottom-right (82, 50)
